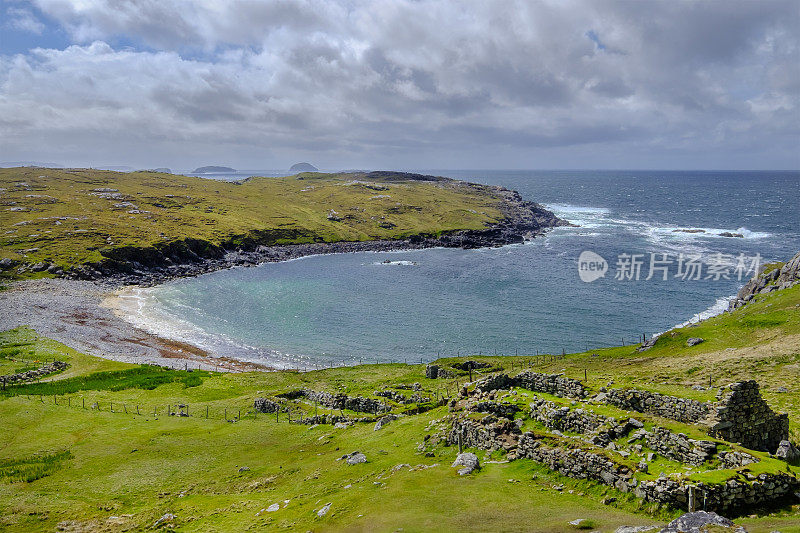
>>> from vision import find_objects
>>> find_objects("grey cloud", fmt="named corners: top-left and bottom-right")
top-left (0, 0), bottom-right (797, 169)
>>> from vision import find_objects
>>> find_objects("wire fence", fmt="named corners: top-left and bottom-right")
top-left (7, 353), bottom-right (585, 425)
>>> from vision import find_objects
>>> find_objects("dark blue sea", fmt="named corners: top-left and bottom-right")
top-left (115, 170), bottom-right (800, 369)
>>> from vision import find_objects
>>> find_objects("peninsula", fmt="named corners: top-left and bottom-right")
top-left (0, 168), bottom-right (567, 285)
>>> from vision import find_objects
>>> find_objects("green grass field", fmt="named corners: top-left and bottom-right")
top-left (0, 168), bottom-right (509, 280)
top-left (1, 282), bottom-right (799, 531)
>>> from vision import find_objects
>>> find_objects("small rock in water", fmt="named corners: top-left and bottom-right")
top-left (451, 452), bottom-right (480, 475)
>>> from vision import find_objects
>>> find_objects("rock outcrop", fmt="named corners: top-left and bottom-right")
top-left (729, 251), bottom-right (800, 309)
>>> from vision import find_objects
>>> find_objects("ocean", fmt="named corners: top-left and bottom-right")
top-left (112, 170), bottom-right (800, 369)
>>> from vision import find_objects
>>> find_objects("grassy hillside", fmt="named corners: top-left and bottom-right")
top-left (0, 168), bottom-right (510, 279)
top-left (1, 285), bottom-right (799, 531)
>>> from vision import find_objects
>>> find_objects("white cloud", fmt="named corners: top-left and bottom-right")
top-left (0, 0), bottom-right (797, 168)
top-left (5, 7), bottom-right (46, 34)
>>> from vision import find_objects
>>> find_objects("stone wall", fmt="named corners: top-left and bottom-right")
top-left (470, 400), bottom-right (521, 419)
top-left (515, 371), bottom-right (588, 399)
top-left (447, 416), bottom-right (520, 453)
top-left (253, 398), bottom-right (287, 413)
top-left (473, 371), bottom-right (587, 399)
top-left (375, 389), bottom-right (430, 404)
top-left (634, 472), bottom-right (800, 513)
top-left (605, 382), bottom-right (789, 453)
top-left (276, 388), bottom-right (390, 414)
top-left (708, 381), bottom-right (789, 452)
top-left (517, 433), bottom-right (638, 493)
top-left (425, 364), bottom-right (453, 379)
top-left (528, 397), bottom-right (605, 435)
top-left (633, 426), bottom-right (717, 466)
top-left (604, 388), bottom-right (711, 423)
top-left (1, 361), bottom-right (68, 384)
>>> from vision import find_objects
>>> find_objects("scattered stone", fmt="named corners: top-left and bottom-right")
top-left (776, 386), bottom-right (789, 393)
top-left (569, 518), bottom-right (589, 527)
top-left (238, 466), bottom-right (250, 472)
top-left (659, 511), bottom-right (745, 533)
top-left (338, 451), bottom-right (367, 465)
top-left (686, 338), bottom-right (705, 347)
top-left (451, 452), bottom-right (480, 475)
top-left (374, 414), bottom-right (398, 431)
top-left (266, 503), bottom-right (280, 512)
top-left (602, 497), bottom-right (617, 505)
top-left (153, 513), bottom-right (175, 527)
top-left (775, 440), bottom-right (800, 462)
top-left (614, 527), bottom-right (657, 533)
top-left (316, 502), bottom-right (331, 517)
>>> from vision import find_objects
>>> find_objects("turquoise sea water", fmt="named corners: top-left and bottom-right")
top-left (117, 170), bottom-right (800, 369)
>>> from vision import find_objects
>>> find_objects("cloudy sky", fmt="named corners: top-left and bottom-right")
top-left (1, 0), bottom-right (798, 170)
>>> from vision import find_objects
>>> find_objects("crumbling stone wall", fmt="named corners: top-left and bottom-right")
top-left (528, 397), bottom-right (605, 434)
top-left (633, 426), bottom-right (717, 466)
top-left (276, 389), bottom-right (390, 414)
top-left (253, 398), bottom-right (287, 413)
top-left (473, 371), bottom-right (587, 399)
top-left (604, 388), bottom-right (711, 423)
top-left (447, 416), bottom-right (520, 453)
top-left (470, 400), bottom-right (521, 419)
top-left (425, 364), bottom-right (453, 379)
top-left (517, 433), bottom-right (637, 492)
top-left (1, 361), bottom-right (68, 384)
top-left (606, 381), bottom-right (789, 453)
top-left (635, 472), bottom-right (800, 513)
top-left (708, 381), bottom-right (789, 452)
top-left (515, 371), bottom-right (588, 399)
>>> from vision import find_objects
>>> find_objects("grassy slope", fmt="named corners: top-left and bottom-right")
top-left (0, 168), bottom-right (506, 278)
top-left (0, 286), bottom-right (799, 532)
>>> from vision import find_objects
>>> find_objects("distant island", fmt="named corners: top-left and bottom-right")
top-left (289, 162), bottom-right (318, 172)
top-left (193, 166), bottom-right (236, 173)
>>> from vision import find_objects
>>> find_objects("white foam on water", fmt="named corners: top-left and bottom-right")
top-left (662, 294), bottom-right (735, 334)
top-left (108, 287), bottom-right (309, 370)
top-left (373, 260), bottom-right (418, 266)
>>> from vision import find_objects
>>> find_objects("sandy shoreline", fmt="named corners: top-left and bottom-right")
top-left (0, 278), bottom-right (273, 372)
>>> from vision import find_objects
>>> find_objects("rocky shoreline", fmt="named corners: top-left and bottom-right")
top-left (56, 181), bottom-right (569, 287)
